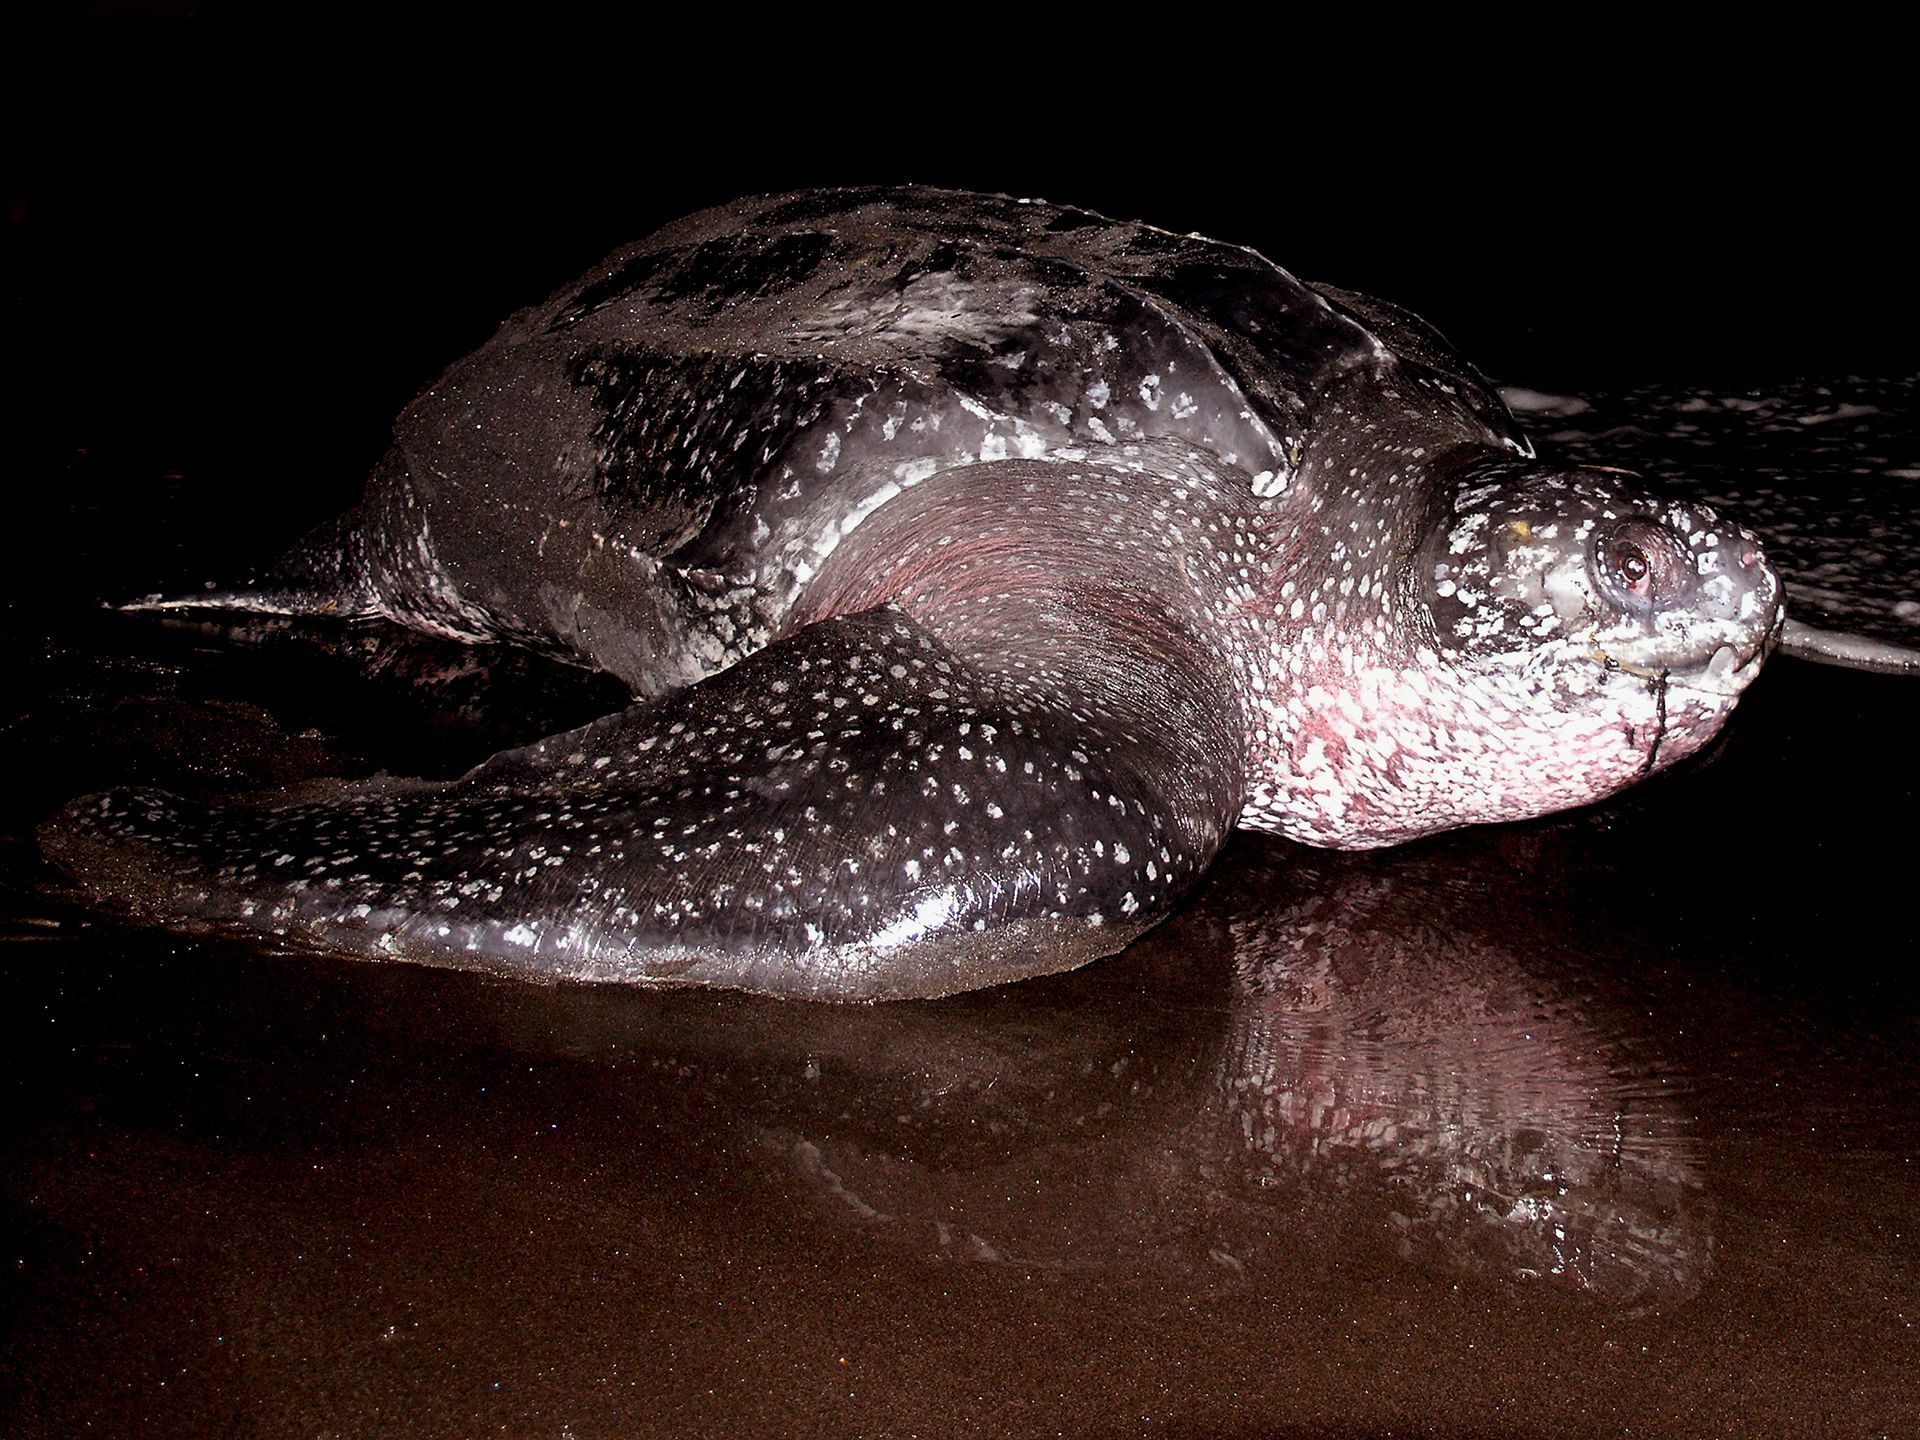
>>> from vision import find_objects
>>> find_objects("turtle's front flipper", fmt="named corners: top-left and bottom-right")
top-left (42, 607), bottom-right (1246, 1000)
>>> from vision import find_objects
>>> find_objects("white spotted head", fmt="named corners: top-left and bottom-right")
top-left (1417, 464), bottom-right (1782, 691)
top-left (1245, 460), bottom-right (1784, 849)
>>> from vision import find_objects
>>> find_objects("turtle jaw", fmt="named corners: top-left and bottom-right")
top-left (1599, 601), bottom-right (1784, 701)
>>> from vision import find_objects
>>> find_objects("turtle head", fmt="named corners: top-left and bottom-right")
top-left (1414, 463), bottom-right (1783, 688)
top-left (1242, 459), bottom-right (1784, 848)
top-left (1399, 460), bottom-right (1783, 818)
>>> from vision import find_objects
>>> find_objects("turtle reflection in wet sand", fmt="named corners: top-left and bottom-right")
top-left (453, 843), bottom-right (1713, 1309)
top-left (42, 188), bottom-right (1785, 999)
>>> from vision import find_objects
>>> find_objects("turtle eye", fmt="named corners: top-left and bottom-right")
top-left (1589, 519), bottom-right (1694, 614)
top-left (1609, 539), bottom-right (1652, 597)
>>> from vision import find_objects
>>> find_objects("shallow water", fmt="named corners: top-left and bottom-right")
top-left (4, 390), bottom-right (1918, 1438)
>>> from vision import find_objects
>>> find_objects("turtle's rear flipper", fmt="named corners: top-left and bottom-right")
top-left (119, 451), bottom-right (498, 644)
top-left (41, 607), bottom-right (1246, 1000)
top-left (122, 505), bottom-right (381, 619)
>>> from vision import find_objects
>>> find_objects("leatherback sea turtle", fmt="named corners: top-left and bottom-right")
top-left (41, 187), bottom-right (1785, 1000)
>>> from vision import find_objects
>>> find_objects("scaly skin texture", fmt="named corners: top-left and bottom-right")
top-left (43, 189), bottom-right (1784, 999)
